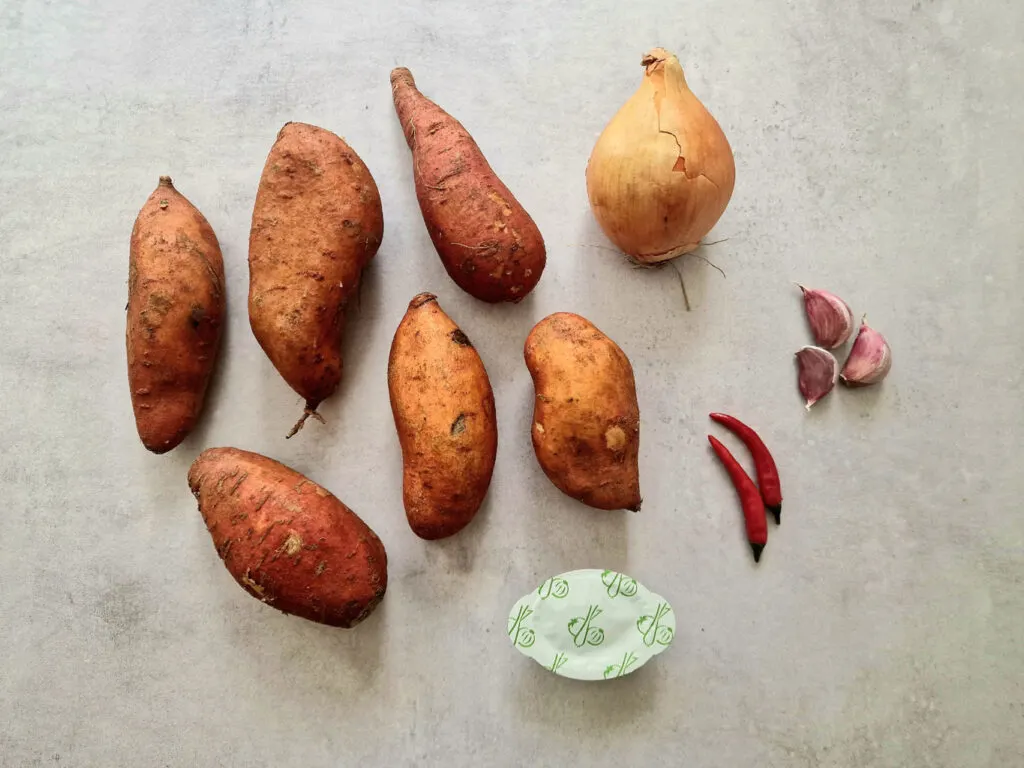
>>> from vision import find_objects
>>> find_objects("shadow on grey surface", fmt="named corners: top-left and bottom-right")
top-left (836, 379), bottom-right (889, 413)
top-left (421, 492), bottom-right (495, 575)
top-left (393, 504), bottom-right (493, 608)
top-left (318, 257), bottom-right (384, 430)
top-left (518, 375), bottom-right (631, 574)
top-left (511, 652), bottom-right (660, 731)
top-left (122, 269), bottom-right (231, 495)
top-left (177, 293), bottom-right (234, 460)
top-left (576, 210), bottom-right (730, 315)
top-left (227, 582), bottom-right (388, 695)
top-left (554, 502), bottom-right (630, 572)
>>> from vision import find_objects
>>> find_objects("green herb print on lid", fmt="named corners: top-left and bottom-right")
top-left (637, 602), bottom-right (674, 647)
top-left (508, 604), bottom-right (535, 648)
top-left (506, 569), bottom-right (675, 681)
top-left (537, 577), bottom-right (569, 600)
top-left (568, 605), bottom-right (605, 647)
top-left (601, 570), bottom-right (638, 598)
top-left (604, 651), bottom-right (639, 679)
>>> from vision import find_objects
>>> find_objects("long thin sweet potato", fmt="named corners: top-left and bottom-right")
top-left (127, 176), bottom-right (224, 453)
top-left (248, 122), bottom-right (383, 436)
top-left (188, 447), bottom-right (388, 628)
top-left (390, 67), bottom-right (545, 303)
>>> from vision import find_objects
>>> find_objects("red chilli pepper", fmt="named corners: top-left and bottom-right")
top-left (708, 435), bottom-right (768, 563)
top-left (709, 413), bottom-right (783, 524)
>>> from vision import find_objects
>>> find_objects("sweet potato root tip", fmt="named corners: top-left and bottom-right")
top-left (285, 403), bottom-right (327, 439)
top-left (143, 435), bottom-right (181, 455)
top-left (390, 67), bottom-right (416, 89)
top-left (409, 292), bottom-right (437, 309)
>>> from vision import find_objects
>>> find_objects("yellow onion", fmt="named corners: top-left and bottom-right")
top-left (586, 48), bottom-right (736, 263)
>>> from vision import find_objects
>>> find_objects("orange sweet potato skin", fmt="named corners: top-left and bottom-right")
top-left (524, 313), bottom-right (641, 511)
top-left (127, 177), bottom-right (224, 454)
top-left (248, 122), bottom-right (383, 414)
top-left (388, 293), bottom-right (497, 539)
top-left (390, 68), bottom-right (545, 303)
top-left (188, 447), bottom-right (387, 628)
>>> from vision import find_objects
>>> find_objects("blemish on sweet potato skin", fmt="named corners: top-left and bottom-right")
top-left (524, 313), bottom-right (641, 511)
top-left (387, 293), bottom-right (497, 539)
top-left (126, 176), bottom-right (225, 454)
top-left (449, 328), bottom-right (472, 347)
top-left (187, 447), bottom-right (388, 628)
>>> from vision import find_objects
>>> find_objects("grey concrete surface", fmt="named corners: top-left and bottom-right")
top-left (2, 1), bottom-right (1022, 766)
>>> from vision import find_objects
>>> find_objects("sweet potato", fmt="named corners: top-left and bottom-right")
top-left (188, 447), bottom-right (387, 628)
top-left (524, 313), bottom-right (641, 511)
top-left (390, 67), bottom-right (545, 303)
top-left (388, 293), bottom-right (497, 539)
top-left (127, 176), bottom-right (225, 454)
top-left (248, 122), bottom-right (384, 437)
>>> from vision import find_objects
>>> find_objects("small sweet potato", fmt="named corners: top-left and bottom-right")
top-left (388, 293), bottom-right (497, 539)
top-left (188, 447), bottom-right (387, 628)
top-left (390, 67), bottom-right (545, 303)
top-left (127, 176), bottom-right (225, 454)
top-left (248, 122), bottom-right (384, 436)
top-left (524, 313), bottom-right (641, 511)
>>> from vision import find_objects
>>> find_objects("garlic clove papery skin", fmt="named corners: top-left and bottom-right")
top-left (798, 285), bottom-right (854, 349)
top-left (586, 48), bottom-right (736, 264)
top-left (796, 346), bottom-right (838, 410)
top-left (840, 320), bottom-right (892, 386)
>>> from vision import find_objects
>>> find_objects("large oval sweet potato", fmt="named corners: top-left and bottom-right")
top-left (188, 447), bottom-right (387, 628)
top-left (388, 293), bottom-right (497, 539)
top-left (524, 313), bottom-right (641, 511)
top-left (248, 122), bottom-right (384, 436)
top-left (127, 176), bottom-right (225, 454)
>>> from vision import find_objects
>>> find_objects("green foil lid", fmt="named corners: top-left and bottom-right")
top-left (507, 568), bottom-right (675, 681)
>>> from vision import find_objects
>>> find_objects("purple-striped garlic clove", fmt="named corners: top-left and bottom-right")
top-left (796, 346), bottom-right (838, 410)
top-left (840, 318), bottom-right (892, 386)
top-left (798, 285), bottom-right (854, 349)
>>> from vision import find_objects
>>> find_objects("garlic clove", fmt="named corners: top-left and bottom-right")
top-left (797, 285), bottom-right (854, 349)
top-left (840, 318), bottom-right (892, 386)
top-left (795, 346), bottom-right (838, 410)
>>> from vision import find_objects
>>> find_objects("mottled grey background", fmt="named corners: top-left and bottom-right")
top-left (1, 1), bottom-right (1022, 766)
